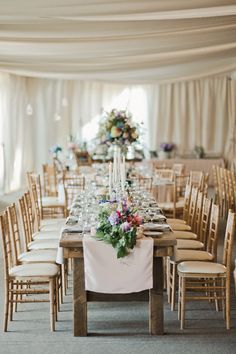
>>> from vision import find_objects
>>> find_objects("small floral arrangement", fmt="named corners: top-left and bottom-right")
top-left (49, 144), bottom-right (62, 155)
top-left (194, 145), bottom-right (205, 158)
top-left (97, 108), bottom-right (140, 147)
top-left (96, 200), bottom-right (143, 258)
top-left (160, 143), bottom-right (175, 152)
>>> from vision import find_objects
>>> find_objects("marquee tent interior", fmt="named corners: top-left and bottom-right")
top-left (0, 0), bottom-right (236, 192)
top-left (0, 2), bottom-right (236, 353)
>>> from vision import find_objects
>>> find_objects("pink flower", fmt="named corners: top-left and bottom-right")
top-left (121, 221), bottom-right (131, 232)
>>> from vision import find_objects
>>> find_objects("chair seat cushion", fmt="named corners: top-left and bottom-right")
top-left (173, 231), bottom-right (197, 240)
top-left (167, 218), bottom-right (186, 224)
top-left (42, 197), bottom-right (65, 207)
top-left (9, 263), bottom-right (59, 278)
top-left (177, 261), bottom-right (226, 275)
top-left (158, 200), bottom-right (184, 210)
top-left (174, 250), bottom-right (213, 262)
top-left (18, 250), bottom-right (57, 263)
top-left (32, 231), bottom-right (60, 240)
top-left (177, 239), bottom-right (204, 250)
top-left (28, 239), bottom-right (59, 250)
top-left (171, 223), bottom-right (191, 231)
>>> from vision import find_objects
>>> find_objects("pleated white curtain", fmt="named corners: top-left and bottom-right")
top-left (0, 73), bottom-right (234, 192)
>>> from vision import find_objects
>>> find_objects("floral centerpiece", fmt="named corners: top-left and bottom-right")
top-left (49, 144), bottom-right (62, 156)
top-left (97, 109), bottom-right (140, 148)
top-left (159, 142), bottom-right (175, 159)
top-left (160, 142), bottom-right (175, 153)
top-left (96, 200), bottom-right (143, 258)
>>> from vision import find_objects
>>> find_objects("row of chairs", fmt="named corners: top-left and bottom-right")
top-left (165, 185), bottom-right (236, 329)
top-left (213, 165), bottom-right (236, 217)
top-left (139, 177), bottom-right (236, 329)
top-left (27, 171), bottom-right (85, 218)
top-left (136, 170), bottom-right (209, 219)
top-left (0, 186), bottom-right (67, 331)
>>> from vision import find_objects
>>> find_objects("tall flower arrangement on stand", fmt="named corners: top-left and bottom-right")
top-left (97, 109), bottom-right (140, 149)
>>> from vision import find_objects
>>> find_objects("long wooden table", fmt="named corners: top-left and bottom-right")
top-left (60, 232), bottom-right (176, 336)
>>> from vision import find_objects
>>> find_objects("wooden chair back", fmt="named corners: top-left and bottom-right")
top-left (24, 191), bottom-right (34, 235)
top-left (31, 183), bottom-right (42, 232)
top-left (42, 164), bottom-right (57, 197)
top-left (63, 174), bottom-right (85, 211)
top-left (212, 165), bottom-right (219, 203)
top-left (0, 212), bottom-right (14, 280)
top-left (199, 197), bottom-right (212, 245)
top-left (172, 163), bottom-right (185, 176)
top-left (182, 182), bottom-right (192, 222)
top-left (7, 204), bottom-right (22, 266)
top-left (155, 169), bottom-right (174, 181)
top-left (189, 171), bottom-right (204, 189)
top-left (18, 195), bottom-right (32, 248)
top-left (138, 176), bottom-right (153, 192)
top-left (194, 191), bottom-right (204, 235)
top-left (206, 204), bottom-right (220, 261)
top-left (187, 187), bottom-right (198, 228)
top-left (222, 210), bottom-right (236, 270)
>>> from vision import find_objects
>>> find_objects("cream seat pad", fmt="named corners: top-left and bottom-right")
top-left (32, 231), bottom-right (60, 240)
top-left (178, 261), bottom-right (226, 274)
top-left (9, 263), bottom-right (59, 278)
top-left (174, 249), bottom-right (213, 262)
top-left (177, 239), bottom-right (204, 249)
top-left (18, 250), bottom-right (57, 263)
top-left (28, 239), bottom-right (59, 250)
top-left (173, 231), bottom-right (197, 240)
top-left (167, 218), bottom-right (186, 224)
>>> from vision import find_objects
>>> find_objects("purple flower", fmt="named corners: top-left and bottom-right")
top-left (108, 212), bottom-right (120, 226)
top-left (121, 221), bottom-right (131, 232)
top-left (160, 142), bottom-right (175, 152)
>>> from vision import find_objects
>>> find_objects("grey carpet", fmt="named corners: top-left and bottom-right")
top-left (0, 192), bottom-right (236, 354)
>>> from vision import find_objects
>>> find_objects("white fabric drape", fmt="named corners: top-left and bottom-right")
top-left (0, 1), bottom-right (236, 82)
top-left (0, 73), bottom-right (235, 192)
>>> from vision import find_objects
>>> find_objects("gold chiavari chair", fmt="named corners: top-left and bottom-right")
top-left (42, 163), bottom-right (58, 197)
top-left (28, 172), bottom-right (66, 219)
top-left (178, 210), bottom-right (236, 329)
top-left (176, 195), bottom-right (212, 250)
top-left (168, 204), bottom-right (220, 311)
top-left (63, 173), bottom-right (85, 213)
top-left (0, 211), bottom-right (59, 331)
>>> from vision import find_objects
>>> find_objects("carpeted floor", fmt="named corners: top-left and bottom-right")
top-left (0, 191), bottom-right (236, 354)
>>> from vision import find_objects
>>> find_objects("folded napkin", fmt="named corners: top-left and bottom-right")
top-left (66, 216), bottom-right (79, 225)
top-left (63, 225), bottom-right (91, 233)
top-left (83, 236), bottom-right (154, 293)
top-left (142, 223), bottom-right (171, 232)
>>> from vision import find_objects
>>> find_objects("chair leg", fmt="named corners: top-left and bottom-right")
top-left (178, 275), bottom-right (181, 320)
top-left (49, 279), bottom-right (55, 331)
top-left (213, 280), bottom-right (219, 312)
top-left (222, 278), bottom-right (226, 320)
top-left (3, 280), bottom-right (9, 332)
top-left (171, 262), bottom-right (177, 311)
top-left (180, 277), bottom-right (186, 329)
top-left (9, 281), bottom-right (14, 321)
top-left (226, 278), bottom-right (230, 330)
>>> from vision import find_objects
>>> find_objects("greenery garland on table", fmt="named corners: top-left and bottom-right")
top-left (96, 201), bottom-right (143, 258)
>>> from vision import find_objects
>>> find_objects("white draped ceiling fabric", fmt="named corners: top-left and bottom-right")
top-left (0, 0), bottom-right (236, 192)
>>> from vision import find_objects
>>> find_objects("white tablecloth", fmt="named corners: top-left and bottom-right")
top-left (83, 235), bottom-right (154, 294)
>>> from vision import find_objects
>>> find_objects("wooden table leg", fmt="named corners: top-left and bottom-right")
top-left (149, 257), bottom-right (164, 335)
top-left (73, 257), bottom-right (87, 336)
